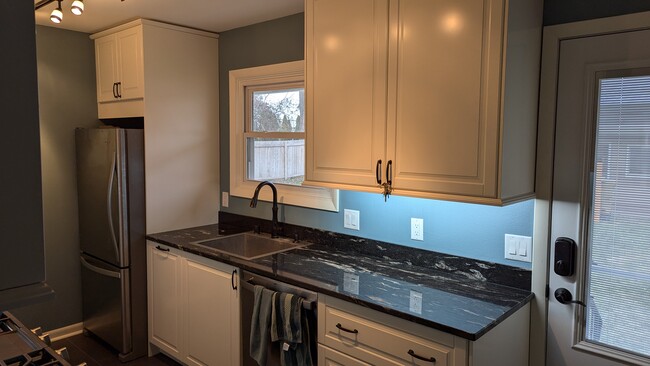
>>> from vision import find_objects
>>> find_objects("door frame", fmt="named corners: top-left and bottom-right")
top-left (534, 10), bottom-right (650, 366)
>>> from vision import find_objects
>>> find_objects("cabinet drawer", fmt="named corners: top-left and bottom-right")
top-left (319, 297), bottom-right (454, 366)
top-left (319, 344), bottom-right (371, 366)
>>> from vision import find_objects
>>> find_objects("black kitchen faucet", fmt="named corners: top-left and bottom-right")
top-left (250, 181), bottom-right (280, 238)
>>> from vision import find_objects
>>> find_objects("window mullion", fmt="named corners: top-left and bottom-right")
top-left (244, 132), bottom-right (306, 139)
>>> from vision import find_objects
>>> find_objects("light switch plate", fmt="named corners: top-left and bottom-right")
top-left (222, 192), bottom-right (229, 208)
top-left (505, 234), bottom-right (532, 262)
top-left (344, 209), bottom-right (360, 230)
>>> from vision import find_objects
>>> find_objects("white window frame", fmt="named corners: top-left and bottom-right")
top-left (229, 61), bottom-right (339, 211)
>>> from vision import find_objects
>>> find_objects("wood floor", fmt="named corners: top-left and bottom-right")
top-left (51, 334), bottom-right (180, 366)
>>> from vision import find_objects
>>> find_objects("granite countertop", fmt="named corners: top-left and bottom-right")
top-left (147, 223), bottom-right (533, 341)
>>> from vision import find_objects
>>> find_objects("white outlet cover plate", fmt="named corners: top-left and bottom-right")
top-left (411, 218), bottom-right (424, 241)
top-left (222, 192), bottom-right (229, 208)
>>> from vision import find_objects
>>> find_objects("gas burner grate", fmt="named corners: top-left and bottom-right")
top-left (2, 349), bottom-right (65, 366)
top-left (0, 314), bottom-right (17, 335)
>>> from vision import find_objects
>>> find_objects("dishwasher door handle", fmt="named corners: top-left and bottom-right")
top-left (241, 272), bottom-right (317, 310)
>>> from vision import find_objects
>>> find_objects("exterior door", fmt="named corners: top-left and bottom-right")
top-left (546, 21), bottom-right (650, 365)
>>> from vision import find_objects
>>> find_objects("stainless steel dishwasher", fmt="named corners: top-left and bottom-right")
top-left (240, 270), bottom-right (318, 366)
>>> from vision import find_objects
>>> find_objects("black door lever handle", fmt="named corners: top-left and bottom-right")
top-left (554, 288), bottom-right (586, 307)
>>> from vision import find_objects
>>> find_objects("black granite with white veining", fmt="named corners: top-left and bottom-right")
top-left (146, 213), bottom-right (533, 341)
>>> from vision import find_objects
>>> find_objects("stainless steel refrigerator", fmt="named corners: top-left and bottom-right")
top-left (75, 127), bottom-right (147, 362)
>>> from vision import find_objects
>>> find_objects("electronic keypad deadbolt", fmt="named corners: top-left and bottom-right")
top-left (554, 237), bottom-right (576, 277)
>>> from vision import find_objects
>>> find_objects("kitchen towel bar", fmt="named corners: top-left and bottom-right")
top-left (243, 277), bottom-right (316, 311)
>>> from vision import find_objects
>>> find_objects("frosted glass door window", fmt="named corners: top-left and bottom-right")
top-left (587, 72), bottom-right (650, 358)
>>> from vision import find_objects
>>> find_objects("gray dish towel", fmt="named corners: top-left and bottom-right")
top-left (250, 285), bottom-right (276, 366)
top-left (271, 292), bottom-right (314, 366)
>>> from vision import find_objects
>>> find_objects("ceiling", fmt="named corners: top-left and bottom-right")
top-left (34, 0), bottom-right (304, 34)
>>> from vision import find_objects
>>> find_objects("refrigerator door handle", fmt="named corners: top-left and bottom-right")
top-left (81, 257), bottom-right (121, 279)
top-left (107, 151), bottom-right (121, 262)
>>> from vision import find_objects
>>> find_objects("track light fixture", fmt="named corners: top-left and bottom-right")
top-left (71, 0), bottom-right (84, 15)
top-left (50, 1), bottom-right (63, 23)
top-left (35, 0), bottom-right (87, 24)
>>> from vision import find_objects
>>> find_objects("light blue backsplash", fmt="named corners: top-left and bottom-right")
top-left (225, 192), bottom-right (534, 269)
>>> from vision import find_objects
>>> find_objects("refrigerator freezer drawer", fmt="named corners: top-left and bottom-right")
top-left (80, 254), bottom-right (132, 356)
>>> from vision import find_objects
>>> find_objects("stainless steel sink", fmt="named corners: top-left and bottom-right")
top-left (192, 232), bottom-right (308, 260)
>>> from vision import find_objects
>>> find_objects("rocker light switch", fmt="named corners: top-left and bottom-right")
top-left (505, 234), bottom-right (532, 262)
top-left (344, 209), bottom-right (360, 230)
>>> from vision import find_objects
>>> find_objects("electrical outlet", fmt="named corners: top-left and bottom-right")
top-left (344, 209), bottom-right (360, 230)
top-left (411, 218), bottom-right (424, 241)
top-left (222, 192), bottom-right (229, 208)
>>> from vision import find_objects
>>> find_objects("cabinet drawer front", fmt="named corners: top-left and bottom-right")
top-left (319, 345), bottom-right (371, 366)
top-left (321, 305), bottom-right (452, 366)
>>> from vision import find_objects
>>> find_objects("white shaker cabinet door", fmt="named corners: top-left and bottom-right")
top-left (305, 0), bottom-right (389, 188)
top-left (95, 34), bottom-right (119, 103)
top-left (147, 243), bottom-right (183, 359)
top-left (115, 26), bottom-right (144, 101)
top-left (389, 0), bottom-right (503, 198)
top-left (184, 258), bottom-right (240, 366)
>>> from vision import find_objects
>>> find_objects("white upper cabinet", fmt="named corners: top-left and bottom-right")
top-left (94, 26), bottom-right (144, 104)
top-left (305, 0), bottom-right (543, 205)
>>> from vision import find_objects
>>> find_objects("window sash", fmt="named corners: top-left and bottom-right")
top-left (582, 69), bottom-right (650, 360)
top-left (245, 82), bottom-right (304, 133)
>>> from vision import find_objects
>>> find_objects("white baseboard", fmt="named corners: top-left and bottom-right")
top-left (46, 322), bottom-right (84, 342)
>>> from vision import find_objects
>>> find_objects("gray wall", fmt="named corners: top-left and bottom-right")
top-left (0, 1), bottom-right (44, 298)
top-left (544, 0), bottom-right (650, 25)
top-left (219, 12), bottom-right (304, 191)
top-left (13, 26), bottom-right (99, 330)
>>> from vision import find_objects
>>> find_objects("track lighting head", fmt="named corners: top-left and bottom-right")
top-left (50, 1), bottom-right (63, 23)
top-left (71, 0), bottom-right (84, 15)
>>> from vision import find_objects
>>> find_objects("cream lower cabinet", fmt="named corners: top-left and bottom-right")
top-left (318, 295), bottom-right (530, 366)
top-left (147, 242), bottom-right (240, 366)
top-left (305, 0), bottom-right (543, 205)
